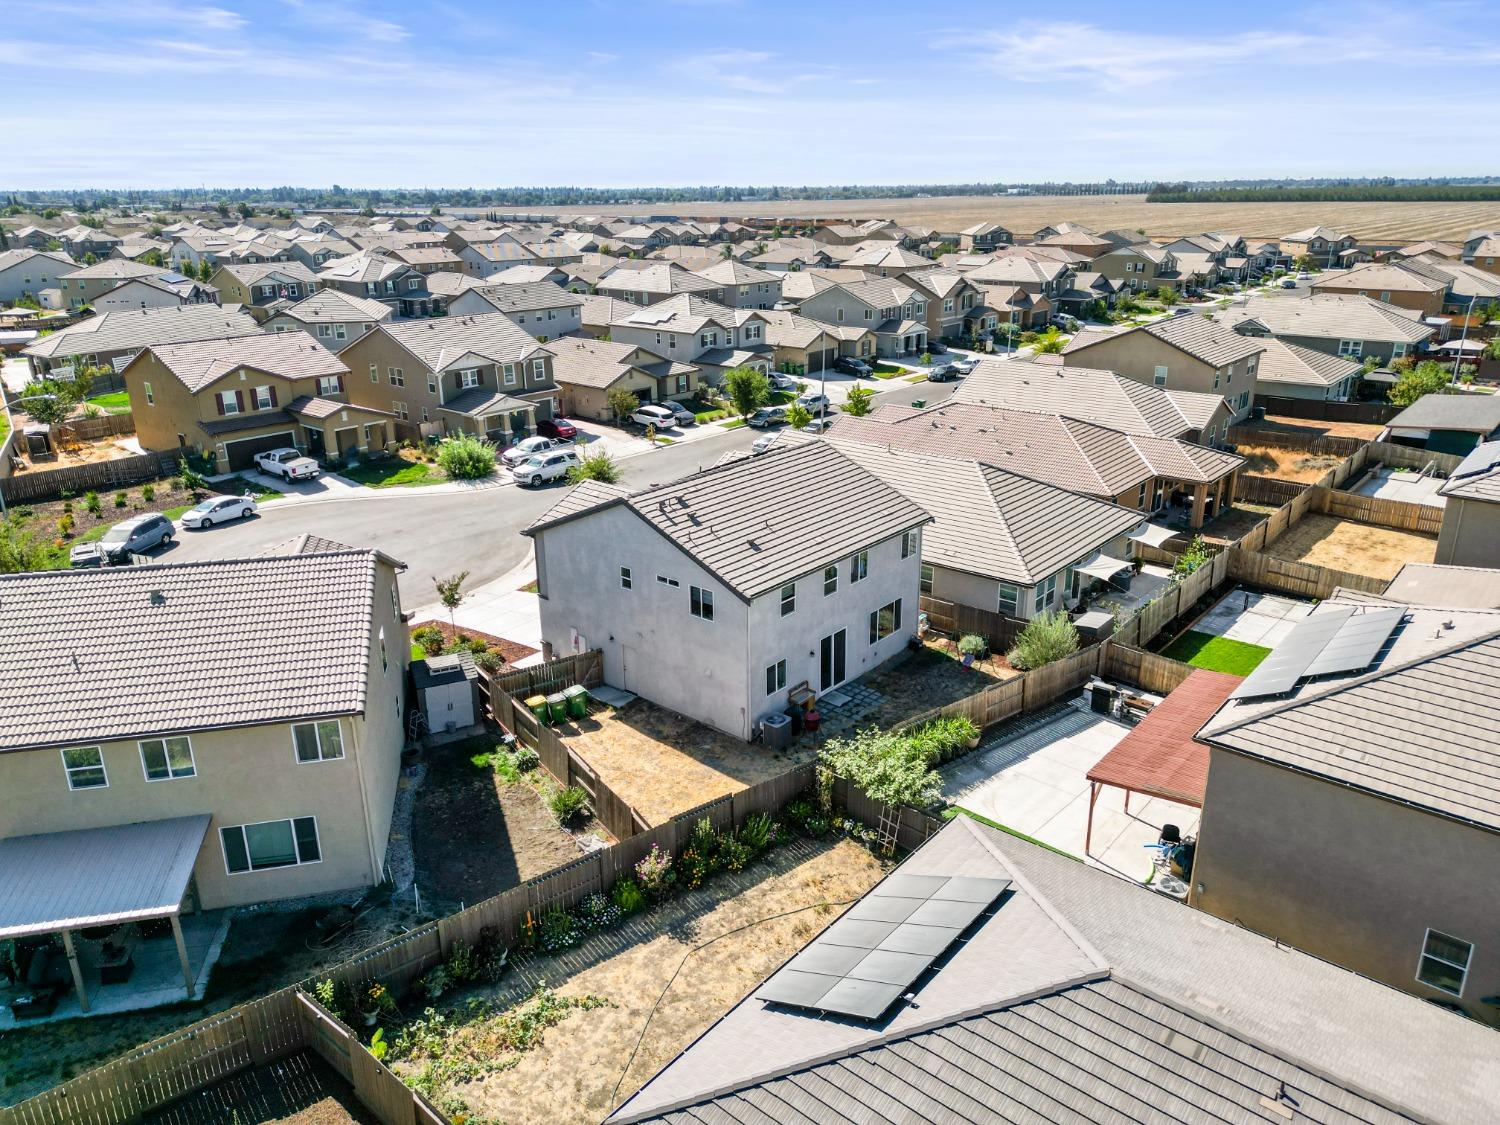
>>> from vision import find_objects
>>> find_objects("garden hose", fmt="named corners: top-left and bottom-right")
top-left (610, 896), bottom-right (858, 1105)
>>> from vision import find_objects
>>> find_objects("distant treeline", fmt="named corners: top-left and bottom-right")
top-left (1148, 183), bottom-right (1500, 203)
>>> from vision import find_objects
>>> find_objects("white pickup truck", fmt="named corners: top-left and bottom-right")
top-left (254, 447), bottom-right (321, 480)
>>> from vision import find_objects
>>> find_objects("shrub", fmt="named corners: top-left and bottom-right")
top-left (113, 491), bottom-right (126, 508)
top-left (721, 837), bottom-right (752, 872)
top-left (417, 966), bottom-right (450, 1001)
top-left (436, 435), bottom-right (497, 480)
top-left (957, 633), bottom-right (988, 658)
top-left (548, 784), bottom-right (590, 827)
top-left (611, 877), bottom-right (646, 915)
top-left (445, 942), bottom-right (479, 985)
top-left (566, 449), bottom-right (620, 483)
top-left (369, 1027), bottom-right (388, 1060)
top-left (841, 385), bottom-right (875, 416)
top-left (579, 892), bottom-right (623, 931)
top-left (84, 491), bottom-right (101, 515)
top-left (475, 925), bottom-right (510, 982)
top-left (819, 728), bottom-right (942, 809)
top-left (687, 817), bottom-right (720, 869)
top-left (1033, 327), bottom-right (1065, 354)
top-left (472, 648), bottom-right (504, 673)
top-left (413, 624), bottom-right (445, 656)
top-left (178, 468), bottom-right (207, 498)
top-left (785, 403), bottom-right (812, 430)
top-left (738, 812), bottom-right (774, 851)
top-left (57, 513), bottom-right (74, 537)
top-left (634, 844), bottom-right (675, 899)
top-left (783, 798), bottom-right (814, 832)
top-left (1007, 610), bottom-right (1080, 671)
top-left (539, 905), bottom-right (582, 952)
top-left (908, 715), bottom-right (980, 762)
top-left (1388, 360), bottom-right (1454, 408)
top-left (512, 745), bottom-right (539, 772)
top-left (678, 846), bottom-right (713, 889)
top-left (805, 815), bottom-right (830, 837)
top-left (724, 365), bottom-right (771, 419)
top-left (142, 483), bottom-right (155, 502)
top-left (1173, 535), bottom-right (1212, 576)
top-left (606, 388), bottom-right (640, 421)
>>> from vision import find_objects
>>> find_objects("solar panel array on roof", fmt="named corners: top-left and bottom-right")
top-left (1231, 606), bottom-right (1408, 701)
top-left (753, 874), bottom-right (1010, 1020)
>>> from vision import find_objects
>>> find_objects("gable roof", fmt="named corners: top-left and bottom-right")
top-left (545, 335), bottom-right (692, 389)
top-left (23, 304), bottom-right (261, 359)
top-left (379, 312), bottom-right (550, 371)
top-left (1221, 293), bottom-right (1434, 344)
top-left (215, 261), bottom-right (317, 285)
top-left (525, 440), bottom-right (929, 600)
top-left (617, 292), bottom-right (737, 334)
top-left (693, 259), bottom-right (780, 287)
top-left (1384, 562), bottom-right (1500, 608)
top-left (456, 280), bottom-right (583, 315)
top-left (599, 262), bottom-right (722, 297)
top-left (1284, 225), bottom-right (1347, 242)
top-left (274, 288), bottom-right (393, 324)
top-left (1387, 392), bottom-right (1500, 434)
top-left (0, 550), bottom-right (395, 752)
top-left (613, 816), bottom-right (1498, 1125)
top-left (1123, 314), bottom-right (1268, 367)
top-left (1438, 440), bottom-right (1500, 503)
top-left (139, 332), bottom-right (348, 393)
top-left (1253, 336), bottom-right (1362, 389)
top-left (0, 248), bottom-right (75, 277)
top-left (60, 259), bottom-right (166, 282)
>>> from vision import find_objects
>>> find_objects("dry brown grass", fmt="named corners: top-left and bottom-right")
top-left (531, 194), bottom-right (1500, 243)
top-left (1266, 513), bottom-right (1436, 579)
top-left (461, 840), bottom-right (888, 1125)
top-left (1235, 445), bottom-right (1345, 483)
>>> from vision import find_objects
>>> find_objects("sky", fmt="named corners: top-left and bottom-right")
top-left (6, 0), bottom-right (1500, 190)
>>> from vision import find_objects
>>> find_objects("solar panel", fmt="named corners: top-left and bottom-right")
top-left (754, 874), bottom-right (1010, 1021)
top-left (1230, 607), bottom-right (1354, 700)
top-left (1304, 608), bottom-right (1405, 676)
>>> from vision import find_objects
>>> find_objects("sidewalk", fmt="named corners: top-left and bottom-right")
top-left (410, 554), bottom-right (544, 664)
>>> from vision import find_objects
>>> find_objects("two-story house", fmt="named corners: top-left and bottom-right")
top-left (0, 539), bottom-right (408, 953)
top-left (21, 304), bottom-right (261, 377)
top-left (340, 312), bottom-right (559, 443)
top-left (524, 440), bottom-right (930, 740)
top-left (692, 259), bottom-right (782, 309)
top-left (608, 294), bottom-right (774, 376)
top-left (790, 278), bottom-right (932, 357)
top-left (123, 332), bottom-right (399, 470)
top-left (1282, 225), bottom-right (1357, 268)
top-left (921, 270), bottom-right (989, 341)
top-left (447, 232), bottom-right (541, 277)
top-left (594, 262), bottom-right (724, 306)
top-left (965, 257), bottom-right (1074, 324)
top-left (546, 335), bottom-right (698, 420)
top-left (0, 248), bottom-right (75, 305)
top-left (1094, 244), bottom-right (1179, 293)
top-left (92, 272), bottom-right (220, 313)
top-left (958, 222), bottom-right (1012, 251)
top-left (57, 260), bottom-right (170, 307)
top-left (1310, 262), bottom-right (1448, 317)
top-left (265, 289), bottom-right (393, 353)
top-left (56, 225), bottom-right (122, 259)
top-left (447, 280), bottom-right (585, 339)
top-left (317, 252), bottom-right (445, 318)
top-left (207, 261), bottom-right (320, 321)
top-left (1061, 316), bottom-right (1266, 422)
top-left (1219, 294), bottom-right (1434, 367)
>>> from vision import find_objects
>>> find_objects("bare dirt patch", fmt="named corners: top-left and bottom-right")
top-left (412, 735), bottom-right (602, 913)
top-left (1235, 445), bottom-right (1345, 483)
top-left (1266, 513), bottom-right (1436, 579)
top-left (458, 839), bottom-right (888, 1125)
top-left (1259, 415), bottom-right (1387, 440)
top-left (140, 1051), bottom-right (379, 1125)
top-left (855, 644), bottom-right (1019, 729)
top-left (560, 704), bottom-right (815, 826)
top-left (1197, 502), bottom-right (1276, 545)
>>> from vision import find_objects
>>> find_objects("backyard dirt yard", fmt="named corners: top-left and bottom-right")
top-left (1258, 415), bottom-right (1387, 440)
top-left (1266, 513), bottom-right (1436, 579)
top-left (460, 839), bottom-right (888, 1125)
top-left (1199, 502), bottom-right (1276, 545)
top-left (1235, 444), bottom-right (1345, 483)
top-left (560, 703), bottom-right (815, 826)
top-left (140, 1051), bottom-right (378, 1125)
top-left (413, 735), bottom-right (603, 913)
top-left (523, 194), bottom-right (1500, 243)
top-left (854, 643), bottom-right (1019, 729)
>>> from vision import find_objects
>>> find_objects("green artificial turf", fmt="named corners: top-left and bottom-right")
top-left (1158, 629), bottom-right (1271, 675)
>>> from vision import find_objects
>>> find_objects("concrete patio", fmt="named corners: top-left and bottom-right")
top-left (1090, 563), bottom-right (1173, 618)
top-left (1350, 467), bottom-right (1448, 508)
top-left (1191, 587), bottom-right (1314, 647)
top-left (940, 700), bottom-right (1199, 883)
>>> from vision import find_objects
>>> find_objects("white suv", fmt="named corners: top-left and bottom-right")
top-left (630, 404), bottom-right (677, 429)
top-left (513, 448), bottom-right (580, 486)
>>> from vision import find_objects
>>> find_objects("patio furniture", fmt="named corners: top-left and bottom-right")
top-left (99, 944), bottom-right (135, 985)
top-left (10, 948), bottom-right (68, 1018)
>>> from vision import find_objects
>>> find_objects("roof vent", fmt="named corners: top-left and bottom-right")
top-left (148, 590), bottom-right (166, 606)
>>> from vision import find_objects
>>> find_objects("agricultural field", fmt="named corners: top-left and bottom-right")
top-left (529, 194), bottom-right (1500, 243)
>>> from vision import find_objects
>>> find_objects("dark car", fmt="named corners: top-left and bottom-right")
top-left (926, 363), bottom-right (959, 382)
top-left (538, 417), bottom-right (578, 441)
top-left (833, 357), bottom-right (872, 377)
top-left (747, 406), bottom-right (787, 429)
top-left (70, 512), bottom-right (174, 568)
top-left (926, 339), bottom-right (948, 354)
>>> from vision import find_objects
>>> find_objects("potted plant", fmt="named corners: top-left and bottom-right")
top-left (957, 634), bottom-right (988, 668)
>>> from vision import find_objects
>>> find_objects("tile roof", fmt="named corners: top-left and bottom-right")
top-left (692, 259), bottom-right (780, 287)
top-left (546, 336), bottom-right (689, 389)
top-left (437, 386), bottom-right (537, 417)
top-left (275, 288), bottom-right (393, 324)
top-left (61, 259), bottom-right (166, 281)
top-left (1135, 314), bottom-right (1268, 367)
top-left (1439, 440), bottom-right (1500, 502)
top-left (0, 551), bottom-right (390, 752)
top-left (526, 440), bottom-right (929, 600)
top-left (1314, 263), bottom-right (1446, 293)
top-left (954, 358), bottom-right (1226, 437)
top-left (458, 280), bottom-right (583, 314)
top-left (1220, 294), bottom-right (1435, 344)
top-left (0, 248), bottom-right (75, 276)
top-left (1283, 225), bottom-right (1347, 242)
top-left (617, 293), bottom-right (737, 334)
top-left (965, 257), bottom-right (1068, 285)
top-left (141, 332), bottom-right (348, 393)
top-left (614, 816), bottom-right (1498, 1125)
top-left (216, 261), bottom-right (318, 285)
top-left (1387, 392), bottom-right (1500, 433)
top-left (1252, 336), bottom-right (1362, 389)
top-left (23, 304), bottom-right (262, 359)
top-left (599, 263), bottom-right (723, 297)
top-left (381, 312), bottom-right (550, 371)
top-left (834, 444), bottom-right (1145, 584)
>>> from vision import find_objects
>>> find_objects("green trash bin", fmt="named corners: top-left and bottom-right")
top-left (564, 684), bottom-right (589, 720)
top-left (546, 692), bottom-right (568, 724)
top-left (525, 695), bottom-right (549, 724)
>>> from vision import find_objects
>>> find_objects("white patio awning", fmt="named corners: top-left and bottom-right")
top-left (1127, 522), bottom-right (1178, 548)
top-left (1076, 553), bottom-right (1132, 583)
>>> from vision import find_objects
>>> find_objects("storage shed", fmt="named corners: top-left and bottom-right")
top-left (412, 651), bottom-right (479, 734)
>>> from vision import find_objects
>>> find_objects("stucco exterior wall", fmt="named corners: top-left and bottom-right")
top-left (1435, 496), bottom-right (1500, 566)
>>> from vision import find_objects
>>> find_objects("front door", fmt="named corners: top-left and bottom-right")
top-left (820, 629), bottom-right (846, 691)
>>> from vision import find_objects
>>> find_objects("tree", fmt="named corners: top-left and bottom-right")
top-left (1155, 285), bottom-right (1178, 306)
top-left (606, 388), bottom-right (640, 422)
top-left (842, 385), bottom-right (875, 416)
top-left (1032, 326), bottom-right (1065, 354)
top-left (82, 252), bottom-right (97, 266)
top-left (433, 571), bottom-right (470, 632)
top-left (719, 243), bottom-right (733, 260)
top-left (17, 378), bottom-right (83, 427)
top-left (1294, 253), bottom-right (1315, 272)
top-left (785, 403), bottom-right (813, 430)
top-left (236, 201), bottom-right (253, 219)
top-left (566, 450), bottom-right (620, 483)
top-left (0, 518), bottom-right (57, 574)
top-left (1172, 535), bottom-right (1212, 577)
top-left (429, 203), bottom-right (442, 216)
top-left (819, 728), bottom-right (941, 810)
top-left (1006, 611), bottom-right (1080, 671)
top-left (1388, 361), bottom-right (1453, 407)
top-left (197, 258), bottom-right (214, 282)
top-left (44, 238), bottom-right (63, 251)
top-left (724, 365), bottom-right (770, 419)
top-left (140, 248), bottom-right (164, 267)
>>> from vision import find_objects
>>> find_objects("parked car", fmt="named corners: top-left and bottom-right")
top-left (747, 405), bottom-right (787, 429)
top-left (951, 356), bottom-right (980, 375)
top-left (796, 391), bottom-right (830, 412)
top-left (1049, 315), bottom-right (1080, 331)
top-left (833, 357), bottom-right (872, 377)
top-left (630, 404), bottom-right (678, 429)
top-left (767, 370), bottom-right (800, 391)
top-left (512, 448), bottom-right (580, 487)
top-left (1296, 271), bottom-right (1311, 281)
top-left (501, 435), bottom-right (556, 466)
top-left (662, 401), bottom-right (697, 426)
top-left (254, 447), bottom-right (320, 480)
top-left (926, 363), bottom-right (959, 382)
top-left (1172, 306), bottom-right (1195, 317)
top-left (1280, 277), bottom-right (1298, 289)
top-left (926, 339), bottom-right (948, 354)
top-left (70, 513), bottom-right (174, 567)
top-left (751, 432), bottom-right (780, 455)
top-left (537, 417), bottom-right (578, 441)
top-left (182, 496), bottom-right (256, 528)
top-left (802, 417), bottom-right (834, 434)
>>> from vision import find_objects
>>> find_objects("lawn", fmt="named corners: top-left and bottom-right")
top-left (86, 391), bottom-right (132, 415)
top-left (1158, 630), bottom-right (1271, 675)
top-left (870, 363), bottom-right (908, 379)
top-left (337, 457), bottom-right (445, 488)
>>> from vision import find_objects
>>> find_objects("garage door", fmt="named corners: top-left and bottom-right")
top-left (224, 431), bottom-right (296, 472)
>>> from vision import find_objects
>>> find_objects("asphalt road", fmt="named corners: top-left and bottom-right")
top-left (159, 376), bottom-right (955, 599)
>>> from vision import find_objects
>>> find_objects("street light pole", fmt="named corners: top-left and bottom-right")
top-left (1452, 294), bottom-right (1479, 384)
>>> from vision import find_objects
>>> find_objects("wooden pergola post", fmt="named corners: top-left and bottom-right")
top-left (60, 929), bottom-right (89, 1013)
top-left (170, 913), bottom-right (194, 997)
top-left (1084, 781), bottom-right (1101, 857)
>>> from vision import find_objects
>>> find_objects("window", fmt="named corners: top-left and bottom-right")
top-left (393, 400), bottom-right (408, 420)
top-left (656, 574), bottom-right (679, 588)
top-left (823, 565), bottom-right (838, 596)
top-left (62, 746), bottom-right (107, 790)
top-left (370, 363), bottom-right (379, 383)
top-left (217, 391), bottom-right (240, 415)
top-left (1392, 343), bottom-right (1408, 359)
top-left (1137, 482), bottom-right (1149, 508)
top-left (293, 720), bottom-right (344, 763)
top-left (318, 323), bottom-right (332, 337)
top-left (317, 375), bottom-right (341, 396)
top-left (901, 529), bottom-right (919, 559)
top-left (221, 816), bottom-right (321, 874)
top-left (388, 367), bottom-right (404, 386)
top-left (140, 736), bottom-right (195, 781)
top-left (1337, 339), bottom-right (1363, 357)
top-left (690, 585), bottom-right (714, 620)
top-left (460, 368), bottom-right (481, 389)
top-left (503, 363), bottom-right (517, 386)
top-left (780, 582), bottom-right (796, 616)
top-left (426, 375), bottom-right (437, 394)
top-left (379, 626), bottom-right (387, 672)
top-left (143, 381), bottom-right (154, 405)
top-left (765, 659), bottom-right (787, 695)
top-left (1417, 930), bottom-right (1472, 996)
top-left (1152, 365), bottom-right (1168, 386)
top-left (943, 298), bottom-right (954, 313)
top-left (1035, 574), bottom-right (1059, 612)
top-left (334, 324), bottom-right (347, 341)
top-left (997, 583), bottom-right (1019, 616)
top-left (421, 407), bottom-right (430, 422)
top-left (869, 598), bottom-right (903, 644)
top-left (836, 307), bottom-right (844, 322)
top-left (849, 550), bottom-right (868, 584)
top-left (532, 359), bottom-right (546, 381)
top-left (620, 566), bottom-right (632, 590)
top-left (254, 385), bottom-right (275, 410)
top-left (920, 564), bottom-right (933, 594)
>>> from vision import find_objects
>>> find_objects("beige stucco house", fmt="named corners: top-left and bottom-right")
top-left (1436, 442), bottom-right (1500, 566)
top-left (547, 336), bottom-right (697, 420)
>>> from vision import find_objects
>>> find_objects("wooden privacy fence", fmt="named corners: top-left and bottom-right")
top-left (1227, 426), bottom-right (1367, 457)
top-left (0, 450), bottom-right (180, 503)
top-left (897, 642), bottom-right (1105, 736)
top-left (1366, 440), bottom-right (1464, 475)
top-left (1252, 395), bottom-right (1398, 424)
top-left (1224, 548), bottom-right (1388, 600)
top-left (918, 596), bottom-right (1026, 651)
top-left (295, 992), bottom-right (446, 1125)
top-left (1234, 473), bottom-right (1309, 507)
top-left (1102, 644), bottom-right (1196, 695)
top-left (57, 412), bottom-right (136, 442)
top-left (1107, 552), bottom-right (1228, 651)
